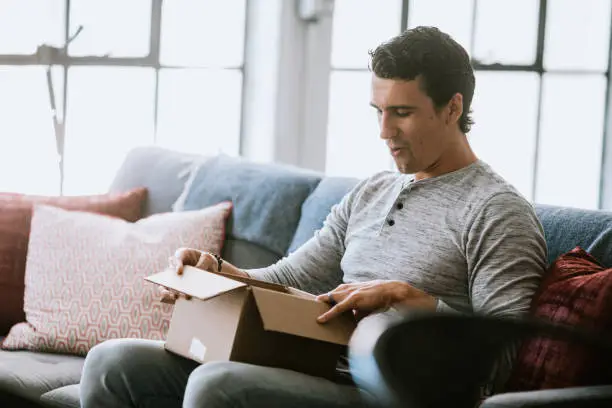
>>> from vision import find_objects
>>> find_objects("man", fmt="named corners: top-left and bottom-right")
top-left (80, 26), bottom-right (547, 408)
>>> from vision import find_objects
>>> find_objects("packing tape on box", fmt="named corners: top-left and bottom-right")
top-left (189, 337), bottom-right (207, 362)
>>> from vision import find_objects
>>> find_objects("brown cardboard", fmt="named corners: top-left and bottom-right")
top-left (145, 266), bottom-right (357, 379)
top-left (251, 287), bottom-right (354, 345)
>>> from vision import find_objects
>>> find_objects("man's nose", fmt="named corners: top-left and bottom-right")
top-left (379, 114), bottom-right (396, 140)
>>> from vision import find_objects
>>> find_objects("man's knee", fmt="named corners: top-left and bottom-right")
top-left (83, 339), bottom-right (147, 379)
top-left (80, 339), bottom-right (164, 404)
top-left (184, 361), bottom-right (253, 407)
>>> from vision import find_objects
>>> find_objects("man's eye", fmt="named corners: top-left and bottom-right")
top-left (396, 110), bottom-right (411, 117)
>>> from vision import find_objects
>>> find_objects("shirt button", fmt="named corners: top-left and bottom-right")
top-left (396, 202), bottom-right (403, 210)
top-left (387, 219), bottom-right (395, 226)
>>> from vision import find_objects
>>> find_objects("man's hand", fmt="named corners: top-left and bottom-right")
top-left (315, 280), bottom-right (437, 323)
top-left (159, 247), bottom-right (249, 304)
top-left (170, 247), bottom-right (219, 275)
top-left (159, 248), bottom-right (219, 304)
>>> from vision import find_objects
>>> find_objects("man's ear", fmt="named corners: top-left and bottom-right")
top-left (447, 93), bottom-right (464, 125)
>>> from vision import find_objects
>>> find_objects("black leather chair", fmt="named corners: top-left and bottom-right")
top-left (349, 312), bottom-right (612, 408)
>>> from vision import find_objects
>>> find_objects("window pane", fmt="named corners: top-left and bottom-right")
top-left (473, 0), bottom-right (539, 65)
top-left (0, 0), bottom-right (64, 55)
top-left (331, 0), bottom-right (402, 69)
top-left (63, 67), bottom-right (155, 195)
top-left (68, 0), bottom-right (151, 57)
top-left (160, 0), bottom-right (246, 67)
top-left (326, 71), bottom-right (391, 178)
top-left (156, 69), bottom-right (242, 156)
top-left (469, 72), bottom-right (540, 200)
top-left (408, 0), bottom-right (474, 53)
top-left (536, 74), bottom-right (606, 209)
top-left (0, 66), bottom-right (62, 195)
top-left (544, 0), bottom-right (611, 71)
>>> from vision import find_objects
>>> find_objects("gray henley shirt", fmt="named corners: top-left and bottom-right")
top-left (248, 159), bottom-right (548, 392)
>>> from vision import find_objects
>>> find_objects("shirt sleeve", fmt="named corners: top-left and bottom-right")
top-left (246, 179), bottom-right (368, 295)
top-left (463, 191), bottom-right (548, 393)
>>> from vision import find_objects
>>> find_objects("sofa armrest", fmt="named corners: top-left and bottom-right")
top-left (349, 312), bottom-right (612, 408)
top-left (481, 385), bottom-right (612, 408)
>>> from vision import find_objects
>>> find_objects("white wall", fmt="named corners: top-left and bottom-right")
top-left (240, 0), bottom-right (333, 172)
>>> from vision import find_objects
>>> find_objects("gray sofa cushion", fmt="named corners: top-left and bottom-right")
top-left (222, 238), bottom-right (281, 269)
top-left (109, 146), bottom-right (207, 217)
top-left (535, 205), bottom-right (612, 267)
top-left (40, 384), bottom-right (80, 408)
top-left (0, 349), bottom-right (83, 402)
top-left (178, 155), bottom-right (322, 256)
top-left (288, 177), bottom-right (359, 253)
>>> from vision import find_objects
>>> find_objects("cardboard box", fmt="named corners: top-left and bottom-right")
top-left (145, 266), bottom-right (357, 379)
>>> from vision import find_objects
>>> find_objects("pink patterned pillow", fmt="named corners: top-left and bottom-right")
top-left (1, 202), bottom-right (231, 355)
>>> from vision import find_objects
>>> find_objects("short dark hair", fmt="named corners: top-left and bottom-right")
top-left (369, 26), bottom-right (475, 133)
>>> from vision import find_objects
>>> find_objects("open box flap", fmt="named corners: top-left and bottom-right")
top-left (145, 266), bottom-right (247, 300)
top-left (251, 287), bottom-right (357, 345)
top-left (211, 269), bottom-right (291, 293)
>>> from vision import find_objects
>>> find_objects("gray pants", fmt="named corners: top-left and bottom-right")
top-left (79, 338), bottom-right (373, 408)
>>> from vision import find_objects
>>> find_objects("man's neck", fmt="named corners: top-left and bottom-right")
top-left (414, 134), bottom-right (478, 181)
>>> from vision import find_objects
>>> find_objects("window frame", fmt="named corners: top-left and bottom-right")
top-left (0, 0), bottom-right (247, 195)
top-left (328, 0), bottom-right (612, 210)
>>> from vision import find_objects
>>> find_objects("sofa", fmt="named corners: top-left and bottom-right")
top-left (1, 146), bottom-right (611, 408)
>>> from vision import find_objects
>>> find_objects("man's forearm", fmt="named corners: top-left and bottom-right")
top-left (216, 257), bottom-right (249, 278)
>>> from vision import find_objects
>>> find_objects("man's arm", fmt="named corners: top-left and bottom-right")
top-left (245, 179), bottom-right (368, 295)
top-left (463, 192), bottom-right (548, 393)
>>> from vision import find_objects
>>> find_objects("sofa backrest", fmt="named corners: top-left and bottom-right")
top-left (110, 147), bottom-right (612, 272)
top-left (535, 204), bottom-right (612, 267)
top-left (109, 146), bottom-right (204, 217)
top-left (109, 147), bottom-right (278, 268)
top-left (110, 147), bottom-right (322, 269)
top-left (288, 177), bottom-right (360, 253)
top-left (174, 154), bottom-right (322, 260)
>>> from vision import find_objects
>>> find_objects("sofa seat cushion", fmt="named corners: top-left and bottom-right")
top-left (535, 205), bottom-right (612, 267)
top-left (0, 349), bottom-right (83, 402)
top-left (40, 384), bottom-right (80, 408)
top-left (177, 154), bottom-right (322, 256)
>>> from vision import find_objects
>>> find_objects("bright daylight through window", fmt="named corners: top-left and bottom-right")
top-left (327, 0), bottom-right (612, 210)
top-left (0, 0), bottom-right (246, 195)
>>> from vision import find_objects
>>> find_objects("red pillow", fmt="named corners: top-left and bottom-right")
top-left (505, 247), bottom-right (612, 391)
top-left (0, 188), bottom-right (148, 335)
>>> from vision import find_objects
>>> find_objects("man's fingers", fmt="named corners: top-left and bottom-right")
top-left (160, 295), bottom-right (176, 304)
top-left (159, 286), bottom-right (191, 303)
top-left (194, 252), bottom-right (214, 270)
top-left (317, 299), bottom-right (354, 323)
top-left (173, 248), bottom-right (203, 274)
top-left (168, 255), bottom-right (184, 275)
top-left (316, 289), bottom-right (352, 305)
top-left (159, 287), bottom-right (178, 304)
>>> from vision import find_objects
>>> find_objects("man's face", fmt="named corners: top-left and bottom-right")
top-left (370, 75), bottom-right (457, 175)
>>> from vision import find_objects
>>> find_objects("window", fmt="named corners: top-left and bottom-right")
top-left (326, 0), bottom-right (402, 178)
top-left (0, 0), bottom-right (246, 195)
top-left (327, 0), bottom-right (612, 210)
